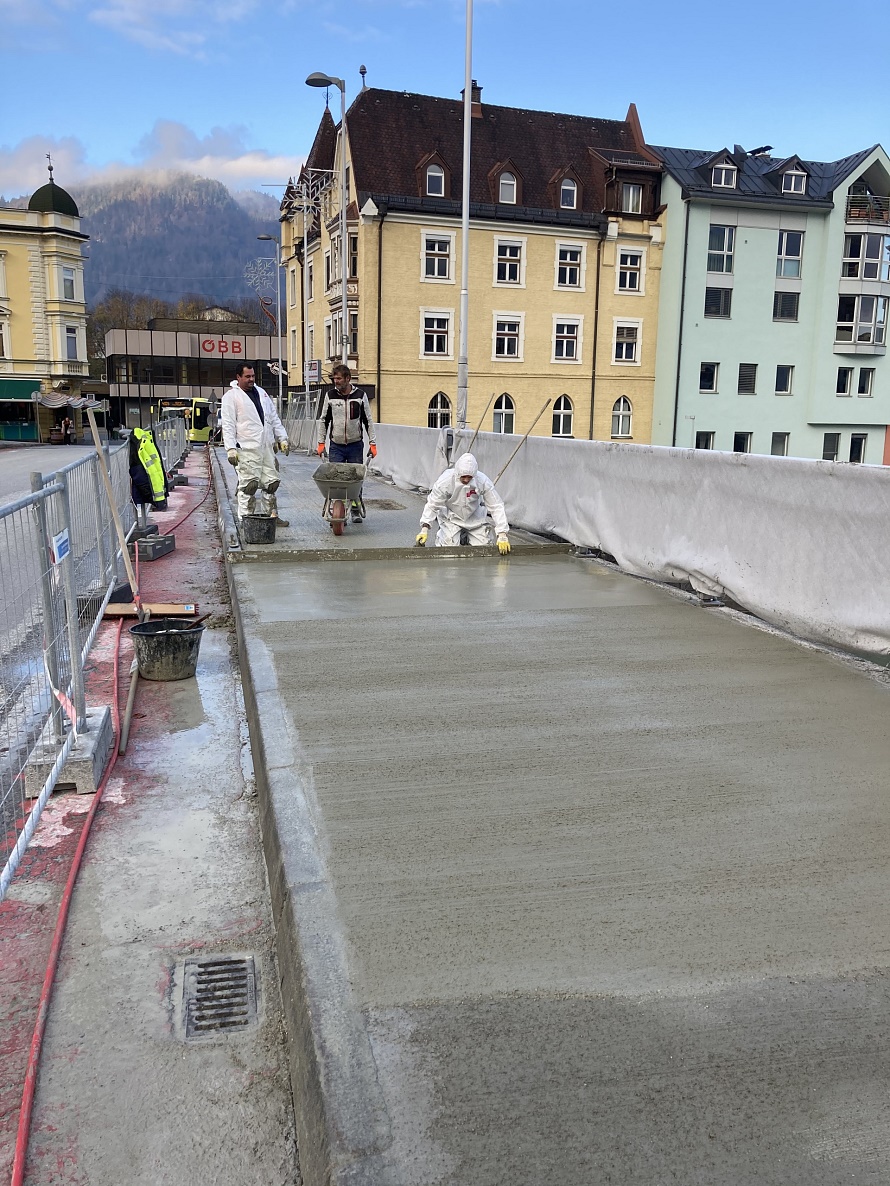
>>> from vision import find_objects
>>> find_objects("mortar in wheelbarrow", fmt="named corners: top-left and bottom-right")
top-left (130, 618), bottom-right (206, 681)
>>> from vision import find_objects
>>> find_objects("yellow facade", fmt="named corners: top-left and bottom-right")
top-left (283, 136), bottom-right (664, 444)
top-left (0, 189), bottom-right (88, 440)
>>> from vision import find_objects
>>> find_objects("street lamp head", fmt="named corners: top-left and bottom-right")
top-left (306, 71), bottom-right (345, 92)
top-left (256, 234), bottom-right (274, 241)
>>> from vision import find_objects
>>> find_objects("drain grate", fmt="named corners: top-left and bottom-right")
top-left (183, 956), bottom-right (257, 1038)
top-left (362, 499), bottom-right (406, 511)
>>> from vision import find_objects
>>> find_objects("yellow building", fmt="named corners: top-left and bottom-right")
top-left (0, 170), bottom-right (89, 440)
top-left (282, 86), bottom-right (664, 443)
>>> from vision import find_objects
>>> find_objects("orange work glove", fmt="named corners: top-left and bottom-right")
top-left (317, 443), bottom-right (325, 456)
top-left (368, 443), bottom-right (378, 458)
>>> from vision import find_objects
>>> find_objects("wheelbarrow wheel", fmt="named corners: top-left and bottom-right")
top-left (331, 499), bottom-right (346, 536)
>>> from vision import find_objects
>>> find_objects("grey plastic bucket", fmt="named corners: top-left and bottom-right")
top-left (129, 618), bottom-right (206, 681)
top-left (241, 514), bottom-right (277, 544)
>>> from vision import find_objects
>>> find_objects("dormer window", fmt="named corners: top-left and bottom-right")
top-left (426, 163), bottom-right (444, 197)
top-left (782, 169), bottom-right (807, 195)
top-left (621, 183), bottom-right (642, 214)
top-left (560, 178), bottom-right (577, 209)
top-left (499, 172), bottom-right (517, 204)
top-left (712, 165), bottom-right (737, 188)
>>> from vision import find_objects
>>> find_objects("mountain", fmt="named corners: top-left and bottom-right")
top-left (68, 174), bottom-right (282, 308)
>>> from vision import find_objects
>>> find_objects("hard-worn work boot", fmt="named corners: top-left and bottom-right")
top-left (267, 493), bottom-right (289, 528)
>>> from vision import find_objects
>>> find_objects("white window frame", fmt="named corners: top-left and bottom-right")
top-left (65, 325), bottom-right (79, 362)
top-left (426, 163), bottom-right (445, 197)
top-left (552, 315), bottom-right (584, 364)
top-left (712, 164), bottom-right (737, 188)
top-left (428, 391), bottom-right (451, 428)
top-left (493, 236), bottom-right (527, 287)
top-left (707, 225), bottom-right (735, 273)
top-left (611, 396), bottom-right (633, 439)
top-left (491, 311), bottom-right (525, 362)
top-left (499, 172), bottom-right (517, 204)
top-left (858, 367), bottom-right (875, 397)
top-left (349, 310), bottom-right (358, 356)
top-left (0, 251), bottom-right (7, 299)
top-left (290, 327), bottom-right (297, 364)
top-left (493, 393), bottom-right (515, 433)
top-left (612, 318), bottom-right (642, 366)
top-left (836, 295), bottom-right (887, 345)
top-left (420, 228), bottom-right (455, 284)
top-left (621, 183), bottom-right (642, 213)
top-left (771, 432), bottom-right (790, 456)
top-left (782, 170), bottom-right (807, 194)
top-left (324, 251), bottom-right (332, 293)
top-left (695, 430), bottom-right (716, 450)
top-left (850, 433), bottom-right (868, 463)
top-left (552, 395), bottom-right (573, 437)
top-left (733, 431), bottom-right (753, 453)
top-left (775, 364), bottom-right (794, 395)
top-left (699, 362), bottom-right (719, 393)
top-left (324, 317), bottom-right (333, 361)
top-left (553, 241), bottom-right (586, 291)
top-left (0, 316), bottom-right (9, 359)
top-left (288, 268), bottom-right (296, 307)
top-left (420, 307), bottom-right (454, 360)
top-left (836, 366), bottom-right (853, 396)
top-left (777, 230), bottom-right (804, 278)
top-left (842, 233), bottom-right (890, 281)
top-left (560, 178), bottom-right (577, 209)
top-left (616, 246), bottom-right (646, 295)
top-left (62, 266), bottom-right (76, 301)
top-left (307, 259), bottom-right (314, 302)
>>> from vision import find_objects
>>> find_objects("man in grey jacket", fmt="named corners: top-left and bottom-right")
top-left (316, 365), bottom-right (377, 464)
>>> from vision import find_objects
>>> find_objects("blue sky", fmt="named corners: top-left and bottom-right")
top-left (2, 0), bottom-right (888, 197)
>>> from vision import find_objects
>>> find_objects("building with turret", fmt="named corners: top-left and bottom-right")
top-left (0, 167), bottom-right (89, 441)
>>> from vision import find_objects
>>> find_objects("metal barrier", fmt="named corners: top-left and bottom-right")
top-left (0, 441), bottom-right (137, 900)
top-left (153, 415), bottom-right (189, 476)
top-left (284, 389), bottom-right (324, 453)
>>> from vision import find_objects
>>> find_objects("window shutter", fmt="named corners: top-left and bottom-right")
top-left (738, 363), bottom-right (757, 394)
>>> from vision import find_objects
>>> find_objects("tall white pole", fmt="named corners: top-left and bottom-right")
top-left (302, 181), bottom-right (310, 403)
top-left (339, 83), bottom-right (349, 364)
top-left (456, 0), bottom-right (473, 430)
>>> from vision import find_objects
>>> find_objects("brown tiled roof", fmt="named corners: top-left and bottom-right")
top-left (346, 88), bottom-right (658, 213)
top-left (305, 106), bottom-right (337, 174)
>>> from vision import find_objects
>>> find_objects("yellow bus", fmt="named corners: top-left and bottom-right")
top-left (156, 397), bottom-right (211, 444)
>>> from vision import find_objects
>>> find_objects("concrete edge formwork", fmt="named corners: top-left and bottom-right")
top-left (210, 445), bottom-right (397, 1186)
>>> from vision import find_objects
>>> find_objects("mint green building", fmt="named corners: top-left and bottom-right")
top-left (652, 143), bottom-right (890, 463)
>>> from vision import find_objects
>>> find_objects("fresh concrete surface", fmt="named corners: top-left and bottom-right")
top-left (231, 549), bottom-right (890, 1185)
top-left (214, 447), bottom-right (561, 559)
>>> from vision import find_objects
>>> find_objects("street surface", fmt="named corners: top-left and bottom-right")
top-left (0, 445), bottom-right (94, 504)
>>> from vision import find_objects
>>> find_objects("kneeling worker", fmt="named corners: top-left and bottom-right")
top-left (416, 453), bottom-right (511, 553)
top-left (222, 363), bottom-right (290, 524)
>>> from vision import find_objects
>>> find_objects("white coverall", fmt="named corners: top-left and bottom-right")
top-left (420, 453), bottom-right (509, 546)
top-left (221, 381), bottom-right (288, 517)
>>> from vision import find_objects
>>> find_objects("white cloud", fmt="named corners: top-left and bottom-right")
top-left (86, 0), bottom-right (260, 55)
top-left (0, 123), bottom-right (303, 198)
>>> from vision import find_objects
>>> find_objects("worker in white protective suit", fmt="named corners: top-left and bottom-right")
top-left (221, 363), bottom-right (290, 524)
top-left (416, 453), bottom-right (511, 553)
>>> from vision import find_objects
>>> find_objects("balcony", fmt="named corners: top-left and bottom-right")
top-left (846, 195), bottom-right (890, 224)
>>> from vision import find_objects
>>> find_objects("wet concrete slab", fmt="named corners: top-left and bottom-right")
top-left (231, 549), bottom-right (890, 1184)
top-left (215, 447), bottom-right (563, 560)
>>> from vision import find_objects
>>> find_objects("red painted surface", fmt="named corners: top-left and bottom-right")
top-left (0, 451), bottom-right (220, 1183)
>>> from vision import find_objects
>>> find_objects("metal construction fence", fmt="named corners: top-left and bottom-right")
top-left (0, 419), bottom-right (186, 900)
top-left (283, 389), bottom-right (325, 453)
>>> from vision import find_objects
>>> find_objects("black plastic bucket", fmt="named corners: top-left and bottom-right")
top-left (241, 514), bottom-right (277, 544)
top-left (129, 618), bottom-right (206, 681)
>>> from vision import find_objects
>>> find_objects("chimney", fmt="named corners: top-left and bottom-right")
top-left (462, 80), bottom-right (483, 118)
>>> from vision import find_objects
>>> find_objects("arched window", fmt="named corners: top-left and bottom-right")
top-left (426, 163), bottom-right (445, 197)
top-left (552, 395), bottom-right (573, 437)
top-left (560, 178), bottom-right (577, 209)
top-left (499, 172), bottom-right (517, 204)
top-left (428, 391), bottom-right (451, 428)
top-left (611, 396), bottom-right (633, 438)
top-left (493, 392), bottom-right (515, 433)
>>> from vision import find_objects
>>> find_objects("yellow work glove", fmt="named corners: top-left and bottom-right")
top-left (415, 528), bottom-right (429, 547)
top-left (226, 449), bottom-right (239, 467)
top-left (497, 534), bottom-right (511, 555)
top-left (277, 439), bottom-right (290, 456)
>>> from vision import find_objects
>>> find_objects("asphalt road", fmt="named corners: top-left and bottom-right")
top-left (0, 445), bottom-right (95, 506)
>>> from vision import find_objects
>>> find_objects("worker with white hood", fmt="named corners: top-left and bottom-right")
top-left (416, 453), bottom-right (511, 553)
top-left (221, 363), bottom-right (290, 522)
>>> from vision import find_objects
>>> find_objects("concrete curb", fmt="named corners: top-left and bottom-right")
top-left (211, 450), bottom-right (397, 1186)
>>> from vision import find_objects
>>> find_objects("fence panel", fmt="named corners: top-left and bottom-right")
top-left (0, 440), bottom-right (138, 899)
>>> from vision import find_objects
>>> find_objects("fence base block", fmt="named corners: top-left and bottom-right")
top-left (131, 525), bottom-right (160, 542)
top-left (131, 534), bottom-right (175, 562)
top-left (172, 475), bottom-right (189, 486)
top-left (24, 705), bottom-right (114, 798)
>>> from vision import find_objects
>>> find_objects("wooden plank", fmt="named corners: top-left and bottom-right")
top-left (104, 602), bottom-right (198, 618)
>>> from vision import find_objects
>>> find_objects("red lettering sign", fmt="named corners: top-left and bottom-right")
top-left (232, 341), bottom-right (242, 355)
top-left (218, 340), bottom-right (228, 354)
top-left (201, 338), bottom-right (215, 353)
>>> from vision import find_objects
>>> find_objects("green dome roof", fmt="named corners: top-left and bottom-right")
top-left (28, 181), bottom-right (79, 217)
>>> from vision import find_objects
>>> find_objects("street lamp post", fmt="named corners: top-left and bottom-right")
top-left (457, 0), bottom-right (473, 430)
top-left (257, 233), bottom-right (284, 416)
top-left (306, 71), bottom-right (349, 365)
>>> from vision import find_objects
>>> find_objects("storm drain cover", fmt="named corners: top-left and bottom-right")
top-left (183, 956), bottom-right (257, 1039)
top-left (363, 499), bottom-right (406, 510)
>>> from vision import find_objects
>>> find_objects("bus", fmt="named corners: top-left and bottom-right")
top-left (156, 398), bottom-right (212, 444)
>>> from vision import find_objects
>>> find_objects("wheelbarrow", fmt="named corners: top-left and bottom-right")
top-left (312, 461), bottom-right (366, 535)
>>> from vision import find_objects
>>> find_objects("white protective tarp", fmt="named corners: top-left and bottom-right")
top-left (374, 424), bottom-right (890, 656)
